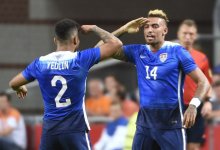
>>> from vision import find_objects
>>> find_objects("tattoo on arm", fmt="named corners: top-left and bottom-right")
top-left (94, 27), bottom-right (126, 48)
top-left (194, 80), bottom-right (210, 100)
top-left (92, 26), bottom-right (118, 43)
top-left (188, 69), bottom-right (210, 101)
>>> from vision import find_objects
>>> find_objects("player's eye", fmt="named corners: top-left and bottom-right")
top-left (144, 25), bottom-right (149, 28)
top-left (152, 24), bottom-right (159, 28)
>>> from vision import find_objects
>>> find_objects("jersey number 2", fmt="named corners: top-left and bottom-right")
top-left (145, 66), bottom-right (158, 80)
top-left (51, 76), bottom-right (71, 108)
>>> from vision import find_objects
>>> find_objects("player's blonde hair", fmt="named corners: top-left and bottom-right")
top-left (148, 9), bottom-right (169, 25)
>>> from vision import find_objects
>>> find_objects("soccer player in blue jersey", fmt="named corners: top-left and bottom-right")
top-left (96, 9), bottom-right (210, 150)
top-left (9, 19), bottom-right (122, 150)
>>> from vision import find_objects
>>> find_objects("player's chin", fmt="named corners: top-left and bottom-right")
top-left (146, 40), bottom-right (155, 45)
top-left (184, 42), bottom-right (192, 46)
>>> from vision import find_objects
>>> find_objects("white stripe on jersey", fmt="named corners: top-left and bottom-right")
top-left (177, 70), bottom-right (186, 150)
top-left (83, 78), bottom-right (90, 130)
top-left (85, 132), bottom-right (91, 150)
top-left (82, 97), bottom-right (90, 130)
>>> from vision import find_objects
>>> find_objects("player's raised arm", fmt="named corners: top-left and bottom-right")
top-left (81, 25), bottom-right (122, 60)
top-left (9, 73), bottom-right (28, 99)
top-left (9, 58), bottom-right (37, 99)
top-left (94, 18), bottom-right (148, 61)
top-left (183, 68), bottom-right (210, 128)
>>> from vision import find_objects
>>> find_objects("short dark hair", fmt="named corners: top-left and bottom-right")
top-left (179, 19), bottom-right (198, 30)
top-left (0, 92), bottom-right (11, 101)
top-left (55, 19), bottom-right (80, 42)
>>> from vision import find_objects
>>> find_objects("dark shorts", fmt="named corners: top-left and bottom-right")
top-left (40, 131), bottom-right (91, 150)
top-left (185, 104), bottom-right (206, 144)
top-left (132, 125), bottom-right (186, 150)
top-left (0, 137), bottom-right (24, 150)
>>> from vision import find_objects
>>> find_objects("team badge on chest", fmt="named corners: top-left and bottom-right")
top-left (159, 53), bottom-right (168, 62)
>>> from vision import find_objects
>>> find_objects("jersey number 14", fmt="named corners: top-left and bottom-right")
top-left (145, 66), bottom-right (158, 80)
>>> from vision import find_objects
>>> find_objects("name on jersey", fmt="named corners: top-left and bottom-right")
top-left (47, 61), bottom-right (69, 70)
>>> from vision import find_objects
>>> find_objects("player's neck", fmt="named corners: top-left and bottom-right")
top-left (180, 42), bottom-right (193, 51)
top-left (56, 44), bottom-right (77, 52)
top-left (183, 45), bottom-right (193, 51)
top-left (150, 41), bottom-right (165, 52)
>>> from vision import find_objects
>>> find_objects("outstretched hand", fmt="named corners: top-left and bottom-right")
top-left (183, 104), bottom-right (197, 128)
top-left (122, 17), bottom-right (148, 34)
top-left (81, 25), bottom-right (97, 34)
top-left (16, 85), bottom-right (28, 99)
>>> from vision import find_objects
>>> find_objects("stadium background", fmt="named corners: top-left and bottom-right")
top-left (0, 0), bottom-right (220, 149)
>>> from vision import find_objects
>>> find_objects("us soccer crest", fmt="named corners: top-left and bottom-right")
top-left (159, 53), bottom-right (168, 62)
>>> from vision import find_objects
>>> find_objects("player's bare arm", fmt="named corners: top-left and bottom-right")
top-left (94, 17), bottom-right (148, 61)
top-left (201, 86), bottom-right (213, 117)
top-left (81, 25), bottom-right (122, 60)
top-left (201, 69), bottom-right (213, 117)
top-left (9, 73), bottom-right (28, 99)
top-left (183, 68), bottom-right (210, 128)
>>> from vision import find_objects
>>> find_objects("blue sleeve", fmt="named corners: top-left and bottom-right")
top-left (177, 46), bottom-right (197, 74)
top-left (22, 59), bottom-right (38, 81)
top-left (77, 47), bottom-right (101, 70)
top-left (123, 44), bottom-right (139, 64)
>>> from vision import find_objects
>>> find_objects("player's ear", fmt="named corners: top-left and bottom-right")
top-left (177, 30), bottom-right (180, 39)
top-left (54, 37), bottom-right (57, 45)
top-left (73, 36), bottom-right (79, 45)
top-left (163, 27), bottom-right (168, 36)
top-left (195, 32), bottom-right (198, 40)
top-left (73, 37), bottom-right (77, 45)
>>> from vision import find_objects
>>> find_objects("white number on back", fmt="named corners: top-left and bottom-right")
top-left (145, 66), bottom-right (158, 80)
top-left (51, 76), bottom-right (71, 108)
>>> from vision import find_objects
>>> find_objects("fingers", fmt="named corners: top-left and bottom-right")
top-left (80, 25), bottom-right (94, 34)
top-left (16, 91), bottom-right (27, 99)
top-left (132, 17), bottom-right (145, 23)
top-left (136, 18), bottom-right (148, 27)
top-left (139, 18), bottom-right (149, 26)
top-left (190, 113), bottom-right (196, 127)
top-left (17, 92), bottom-right (23, 99)
top-left (80, 25), bottom-right (87, 34)
top-left (183, 112), bottom-right (188, 128)
top-left (183, 109), bottom-right (196, 128)
top-left (18, 92), bottom-right (24, 99)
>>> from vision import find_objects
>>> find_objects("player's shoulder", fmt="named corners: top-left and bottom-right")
top-left (77, 47), bottom-right (101, 59)
top-left (160, 41), bottom-right (184, 55)
top-left (163, 41), bottom-right (182, 49)
top-left (191, 49), bottom-right (208, 64)
top-left (124, 44), bottom-right (147, 50)
top-left (191, 49), bottom-right (207, 57)
top-left (39, 51), bottom-right (77, 62)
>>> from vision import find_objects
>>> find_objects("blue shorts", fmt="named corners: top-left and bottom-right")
top-left (186, 104), bottom-right (205, 144)
top-left (132, 125), bottom-right (186, 150)
top-left (40, 131), bottom-right (91, 150)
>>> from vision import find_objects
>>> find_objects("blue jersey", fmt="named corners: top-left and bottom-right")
top-left (22, 48), bottom-right (100, 134)
top-left (123, 41), bottom-right (197, 129)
